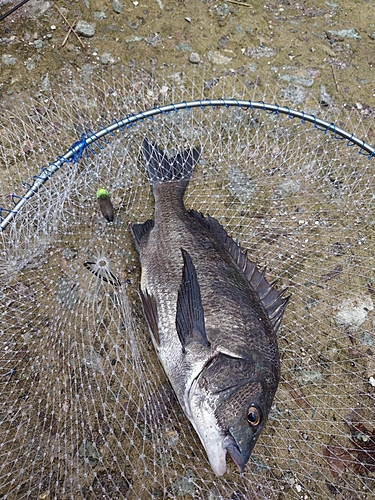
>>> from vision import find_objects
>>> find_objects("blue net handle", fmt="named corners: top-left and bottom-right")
top-left (1, 99), bottom-right (374, 231)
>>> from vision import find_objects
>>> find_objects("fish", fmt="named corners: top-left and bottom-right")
top-left (130, 138), bottom-right (289, 476)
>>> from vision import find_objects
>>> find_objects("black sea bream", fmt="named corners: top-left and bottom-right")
top-left (130, 139), bottom-right (289, 476)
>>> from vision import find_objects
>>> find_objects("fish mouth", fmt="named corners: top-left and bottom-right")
top-left (222, 434), bottom-right (248, 473)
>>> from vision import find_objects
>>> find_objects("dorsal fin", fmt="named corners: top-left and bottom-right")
top-left (189, 210), bottom-right (290, 332)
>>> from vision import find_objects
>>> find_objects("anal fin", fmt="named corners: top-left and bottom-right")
top-left (176, 248), bottom-right (210, 353)
top-left (138, 286), bottom-right (160, 346)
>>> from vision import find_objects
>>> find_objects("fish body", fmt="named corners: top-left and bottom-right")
top-left (130, 139), bottom-right (289, 476)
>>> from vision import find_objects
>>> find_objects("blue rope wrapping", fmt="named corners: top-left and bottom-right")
top-left (287, 107), bottom-right (294, 119)
top-left (139, 110), bottom-right (151, 122)
top-left (0, 207), bottom-right (18, 220)
top-left (1, 97), bottom-right (374, 231)
top-left (235, 99), bottom-right (242, 110)
top-left (112, 119), bottom-right (125, 133)
top-left (95, 127), bottom-right (112, 145)
top-left (324, 123), bottom-right (336, 136)
top-left (41, 167), bottom-right (52, 177)
top-left (124, 113), bottom-right (139, 126)
top-left (54, 156), bottom-right (71, 171)
top-left (84, 130), bottom-right (105, 156)
top-left (11, 194), bottom-right (23, 204)
top-left (346, 137), bottom-right (356, 147)
top-left (313, 115), bottom-right (327, 132)
top-left (265, 104), bottom-right (279, 116)
top-left (220, 98), bottom-right (229, 109)
top-left (69, 134), bottom-right (88, 163)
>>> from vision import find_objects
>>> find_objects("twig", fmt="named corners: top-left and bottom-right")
top-left (226, 0), bottom-right (252, 7)
top-left (331, 64), bottom-right (339, 92)
top-left (61, 26), bottom-right (73, 48)
top-left (55, 5), bottom-right (86, 50)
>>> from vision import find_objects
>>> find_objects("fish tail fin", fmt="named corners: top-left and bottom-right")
top-left (143, 138), bottom-right (201, 195)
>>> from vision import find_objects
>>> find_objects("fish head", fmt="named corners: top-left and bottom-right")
top-left (187, 353), bottom-right (279, 476)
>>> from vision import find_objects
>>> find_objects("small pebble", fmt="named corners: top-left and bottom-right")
top-left (34, 39), bottom-right (43, 49)
top-left (325, 1), bottom-right (339, 10)
top-left (172, 469), bottom-right (196, 496)
top-left (247, 63), bottom-right (258, 72)
top-left (207, 50), bottom-right (232, 65)
top-left (175, 43), bottom-right (193, 52)
top-left (40, 73), bottom-right (50, 91)
top-left (125, 36), bottom-right (143, 44)
top-left (78, 440), bottom-right (101, 461)
top-left (189, 52), bottom-right (201, 64)
top-left (336, 295), bottom-right (374, 330)
top-left (24, 58), bottom-right (36, 71)
top-left (277, 179), bottom-right (301, 196)
top-left (279, 74), bottom-right (314, 87)
top-left (93, 11), bottom-right (107, 20)
top-left (325, 28), bottom-right (361, 41)
top-left (159, 85), bottom-right (169, 96)
top-left (100, 53), bottom-right (115, 65)
top-left (2, 54), bottom-right (17, 65)
top-left (280, 84), bottom-right (308, 105)
top-left (113, 0), bottom-right (123, 14)
top-left (319, 84), bottom-right (331, 106)
top-left (146, 33), bottom-right (162, 47)
top-left (369, 31), bottom-right (375, 40)
top-left (75, 20), bottom-right (96, 38)
top-left (245, 44), bottom-right (278, 58)
top-left (217, 35), bottom-right (229, 49)
top-left (62, 248), bottom-right (77, 260)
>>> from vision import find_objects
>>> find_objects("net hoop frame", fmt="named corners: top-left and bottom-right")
top-left (1, 98), bottom-right (374, 231)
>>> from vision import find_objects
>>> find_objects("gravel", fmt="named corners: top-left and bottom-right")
top-left (75, 20), bottom-right (96, 38)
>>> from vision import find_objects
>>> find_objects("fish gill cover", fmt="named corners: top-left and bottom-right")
top-left (0, 70), bottom-right (375, 499)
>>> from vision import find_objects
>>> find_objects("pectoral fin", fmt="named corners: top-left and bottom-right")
top-left (176, 248), bottom-right (210, 353)
top-left (138, 286), bottom-right (160, 346)
top-left (130, 219), bottom-right (154, 254)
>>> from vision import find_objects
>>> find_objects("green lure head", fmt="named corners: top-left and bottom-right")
top-left (96, 188), bottom-right (109, 199)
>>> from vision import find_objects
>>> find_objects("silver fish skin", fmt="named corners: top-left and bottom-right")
top-left (130, 139), bottom-right (289, 476)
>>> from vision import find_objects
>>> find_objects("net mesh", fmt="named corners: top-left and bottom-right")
top-left (1, 70), bottom-right (374, 499)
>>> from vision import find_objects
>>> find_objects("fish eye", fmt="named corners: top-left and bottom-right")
top-left (247, 405), bottom-right (262, 427)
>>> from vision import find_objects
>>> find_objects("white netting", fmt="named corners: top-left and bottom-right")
top-left (0, 70), bottom-right (374, 499)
